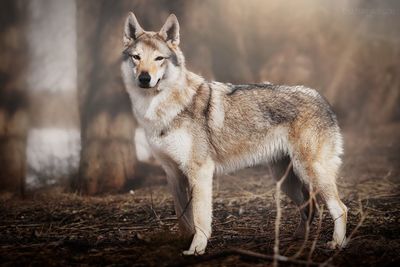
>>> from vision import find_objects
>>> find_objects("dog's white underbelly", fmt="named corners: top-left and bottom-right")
top-left (145, 125), bottom-right (291, 178)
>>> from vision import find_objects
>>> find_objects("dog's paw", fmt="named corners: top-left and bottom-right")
top-left (182, 248), bottom-right (205, 256)
top-left (182, 232), bottom-right (208, 256)
top-left (327, 237), bottom-right (348, 250)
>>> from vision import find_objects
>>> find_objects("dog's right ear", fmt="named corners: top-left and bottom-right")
top-left (124, 12), bottom-right (144, 46)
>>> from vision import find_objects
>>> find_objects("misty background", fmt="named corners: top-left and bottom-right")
top-left (0, 0), bottom-right (399, 194)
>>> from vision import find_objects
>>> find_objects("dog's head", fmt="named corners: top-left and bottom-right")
top-left (121, 12), bottom-right (184, 90)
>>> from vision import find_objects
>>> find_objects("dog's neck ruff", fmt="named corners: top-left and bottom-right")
top-left (128, 70), bottom-right (204, 131)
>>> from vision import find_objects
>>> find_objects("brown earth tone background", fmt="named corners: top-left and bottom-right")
top-left (0, 0), bottom-right (399, 266)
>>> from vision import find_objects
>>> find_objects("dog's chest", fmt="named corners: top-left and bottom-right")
top-left (146, 127), bottom-right (193, 168)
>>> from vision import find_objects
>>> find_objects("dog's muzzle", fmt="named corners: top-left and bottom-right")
top-left (138, 72), bottom-right (162, 89)
top-left (138, 72), bottom-right (151, 88)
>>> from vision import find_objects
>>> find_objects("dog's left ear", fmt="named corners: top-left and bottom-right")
top-left (159, 14), bottom-right (180, 46)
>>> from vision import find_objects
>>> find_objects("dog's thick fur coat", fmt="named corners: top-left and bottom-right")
top-left (121, 12), bottom-right (348, 255)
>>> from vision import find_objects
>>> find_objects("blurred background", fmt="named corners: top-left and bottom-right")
top-left (0, 0), bottom-right (399, 195)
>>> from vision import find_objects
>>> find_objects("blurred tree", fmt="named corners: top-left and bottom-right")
top-left (0, 1), bottom-right (29, 195)
top-left (77, 0), bottom-right (137, 194)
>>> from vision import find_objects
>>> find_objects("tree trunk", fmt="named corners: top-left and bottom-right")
top-left (76, 0), bottom-right (137, 194)
top-left (0, 1), bottom-right (29, 195)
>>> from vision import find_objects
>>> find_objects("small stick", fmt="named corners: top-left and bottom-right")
top-left (307, 204), bottom-right (324, 266)
top-left (292, 187), bottom-right (318, 259)
top-left (273, 161), bottom-right (293, 267)
top-left (169, 247), bottom-right (320, 267)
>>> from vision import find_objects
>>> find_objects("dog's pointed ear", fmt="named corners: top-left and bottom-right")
top-left (159, 14), bottom-right (180, 46)
top-left (124, 12), bottom-right (144, 46)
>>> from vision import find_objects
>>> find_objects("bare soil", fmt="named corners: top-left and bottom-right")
top-left (1, 123), bottom-right (399, 266)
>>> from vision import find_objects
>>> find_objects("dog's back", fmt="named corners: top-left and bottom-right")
top-left (192, 82), bottom-right (342, 176)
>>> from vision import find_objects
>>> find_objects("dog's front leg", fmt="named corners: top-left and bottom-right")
top-left (182, 157), bottom-right (214, 256)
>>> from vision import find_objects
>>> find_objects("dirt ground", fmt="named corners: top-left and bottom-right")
top-left (1, 123), bottom-right (399, 267)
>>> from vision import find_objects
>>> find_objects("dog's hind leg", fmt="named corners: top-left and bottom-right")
top-left (270, 156), bottom-right (316, 239)
top-left (311, 162), bottom-right (348, 249)
top-left (291, 139), bottom-right (348, 249)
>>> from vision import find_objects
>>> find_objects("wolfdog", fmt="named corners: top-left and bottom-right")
top-left (121, 12), bottom-right (348, 255)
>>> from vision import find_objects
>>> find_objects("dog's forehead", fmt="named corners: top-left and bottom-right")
top-left (135, 32), bottom-right (169, 54)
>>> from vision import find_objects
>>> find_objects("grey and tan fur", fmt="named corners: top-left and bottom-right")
top-left (121, 12), bottom-right (348, 255)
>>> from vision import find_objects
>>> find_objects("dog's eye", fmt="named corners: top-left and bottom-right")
top-left (155, 56), bottom-right (164, 61)
top-left (132, 55), bottom-right (141, 60)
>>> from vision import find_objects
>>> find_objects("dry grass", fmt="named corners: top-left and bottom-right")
top-left (0, 125), bottom-right (399, 266)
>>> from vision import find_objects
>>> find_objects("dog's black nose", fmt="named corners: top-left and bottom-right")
top-left (138, 72), bottom-right (151, 88)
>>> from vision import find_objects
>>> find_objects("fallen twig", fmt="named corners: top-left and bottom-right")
top-left (169, 247), bottom-right (321, 267)
top-left (307, 204), bottom-right (324, 266)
